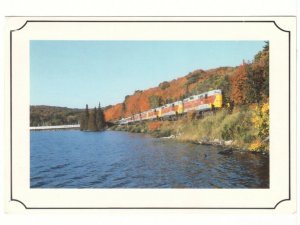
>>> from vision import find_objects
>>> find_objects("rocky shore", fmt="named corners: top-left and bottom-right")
top-left (110, 107), bottom-right (269, 154)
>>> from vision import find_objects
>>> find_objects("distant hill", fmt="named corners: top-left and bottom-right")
top-left (30, 105), bottom-right (84, 126)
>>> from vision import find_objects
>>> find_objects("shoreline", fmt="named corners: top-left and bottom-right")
top-left (109, 105), bottom-right (269, 154)
top-left (30, 124), bottom-right (269, 155)
top-left (160, 134), bottom-right (269, 155)
top-left (109, 125), bottom-right (269, 155)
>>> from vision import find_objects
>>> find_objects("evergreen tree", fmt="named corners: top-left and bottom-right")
top-left (93, 107), bottom-right (98, 130)
top-left (80, 114), bottom-right (86, 131)
top-left (97, 102), bottom-right (106, 130)
top-left (84, 104), bottom-right (89, 130)
top-left (80, 103), bottom-right (106, 131)
top-left (87, 108), bottom-right (97, 131)
top-left (95, 105), bottom-right (100, 130)
top-left (219, 75), bottom-right (231, 104)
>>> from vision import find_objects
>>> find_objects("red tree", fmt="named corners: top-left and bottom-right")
top-left (230, 62), bottom-right (249, 104)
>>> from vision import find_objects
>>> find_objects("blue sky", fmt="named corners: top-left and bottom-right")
top-left (30, 41), bottom-right (266, 108)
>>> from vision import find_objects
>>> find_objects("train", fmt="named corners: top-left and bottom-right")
top-left (117, 89), bottom-right (223, 125)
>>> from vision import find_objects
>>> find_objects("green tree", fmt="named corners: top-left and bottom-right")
top-left (80, 104), bottom-right (89, 130)
top-left (148, 95), bottom-right (163, 108)
top-left (80, 103), bottom-right (106, 131)
top-left (245, 42), bottom-right (269, 103)
top-left (87, 108), bottom-right (97, 131)
top-left (219, 75), bottom-right (232, 104)
top-left (245, 65), bottom-right (263, 103)
top-left (159, 81), bottom-right (170, 90)
top-left (96, 102), bottom-right (106, 130)
top-left (186, 71), bottom-right (204, 85)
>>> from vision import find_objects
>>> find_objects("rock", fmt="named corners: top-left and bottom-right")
top-left (224, 140), bottom-right (233, 146)
top-left (199, 137), bottom-right (210, 145)
top-left (213, 138), bottom-right (219, 145)
top-left (218, 148), bottom-right (234, 155)
top-left (198, 140), bottom-right (210, 145)
top-left (212, 138), bottom-right (224, 146)
top-left (202, 137), bottom-right (209, 142)
top-left (162, 135), bottom-right (175, 139)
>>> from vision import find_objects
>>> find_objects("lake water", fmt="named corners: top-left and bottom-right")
top-left (30, 130), bottom-right (269, 188)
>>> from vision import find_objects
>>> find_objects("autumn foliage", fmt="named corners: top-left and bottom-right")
top-left (230, 62), bottom-right (249, 104)
top-left (147, 121), bottom-right (164, 132)
top-left (249, 102), bottom-right (269, 151)
top-left (104, 68), bottom-right (234, 121)
top-left (104, 103), bottom-right (123, 121)
top-left (104, 42), bottom-right (269, 122)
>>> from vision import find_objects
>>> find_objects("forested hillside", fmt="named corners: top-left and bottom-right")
top-left (104, 42), bottom-right (269, 121)
top-left (30, 106), bottom-right (83, 126)
top-left (108, 42), bottom-right (269, 151)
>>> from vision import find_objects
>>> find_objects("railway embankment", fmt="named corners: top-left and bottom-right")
top-left (110, 104), bottom-right (269, 153)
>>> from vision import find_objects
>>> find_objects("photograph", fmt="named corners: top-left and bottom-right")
top-left (1, 0), bottom-right (297, 224)
top-left (6, 17), bottom-right (295, 210)
top-left (30, 40), bottom-right (270, 189)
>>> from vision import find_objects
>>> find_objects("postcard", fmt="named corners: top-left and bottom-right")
top-left (4, 17), bottom-right (296, 212)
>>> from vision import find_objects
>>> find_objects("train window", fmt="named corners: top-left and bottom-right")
top-left (205, 94), bottom-right (208, 99)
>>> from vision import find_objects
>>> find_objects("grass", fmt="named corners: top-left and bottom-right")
top-left (110, 106), bottom-right (268, 152)
top-left (173, 108), bottom-right (258, 149)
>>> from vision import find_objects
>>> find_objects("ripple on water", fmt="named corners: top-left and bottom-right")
top-left (30, 176), bottom-right (44, 182)
top-left (30, 130), bottom-right (269, 188)
top-left (52, 173), bottom-right (66, 178)
top-left (31, 181), bottom-right (47, 188)
top-left (49, 163), bottom-right (70, 170)
top-left (71, 175), bottom-right (86, 180)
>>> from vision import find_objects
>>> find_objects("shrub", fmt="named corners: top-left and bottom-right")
top-left (151, 129), bottom-right (172, 138)
top-left (186, 71), bottom-right (204, 85)
top-left (159, 81), bottom-right (170, 90)
top-left (249, 139), bottom-right (264, 152)
top-left (221, 124), bottom-right (234, 140)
